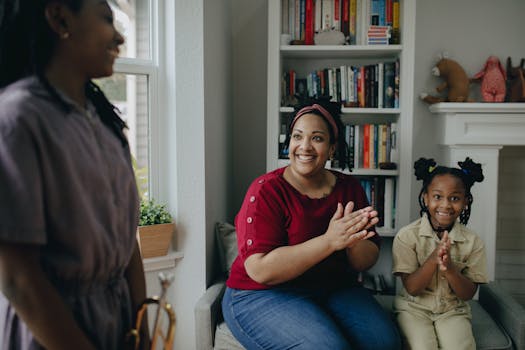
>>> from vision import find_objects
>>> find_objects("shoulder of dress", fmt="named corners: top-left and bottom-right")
top-left (0, 78), bottom-right (53, 118)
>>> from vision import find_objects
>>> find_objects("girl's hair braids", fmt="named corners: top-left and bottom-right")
top-left (414, 157), bottom-right (484, 225)
top-left (287, 97), bottom-right (350, 170)
top-left (0, 0), bottom-right (128, 147)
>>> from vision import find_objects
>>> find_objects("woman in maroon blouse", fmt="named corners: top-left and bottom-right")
top-left (223, 99), bottom-right (401, 349)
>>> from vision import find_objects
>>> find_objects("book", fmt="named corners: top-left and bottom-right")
top-left (333, 0), bottom-right (341, 31)
top-left (377, 0), bottom-right (386, 26)
top-left (315, 0), bottom-right (322, 33)
top-left (296, 78), bottom-right (308, 99)
top-left (383, 177), bottom-right (395, 229)
top-left (349, 0), bottom-right (357, 44)
top-left (394, 59), bottom-right (400, 108)
top-left (372, 124), bottom-right (378, 168)
top-left (390, 0), bottom-right (400, 44)
top-left (340, 65), bottom-right (348, 103)
top-left (322, 0), bottom-right (334, 30)
top-left (385, 0), bottom-right (393, 27)
top-left (363, 124), bottom-right (370, 168)
top-left (348, 124), bottom-right (355, 168)
top-left (300, 0), bottom-right (306, 41)
top-left (341, 0), bottom-right (350, 39)
top-left (295, 0), bottom-right (301, 41)
top-left (357, 66), bottom-right (365, 107)
top-left (305, 0), bottom-right (314, 44)
top-left (370, 0), bottom-right (380, 25)
top-left (383, 61), bottom-right (395, 108)
top-left (389, 122), bottom-right (398, 164)
top-left (375, 177), bottom-right (385, 226)
top-left (380, 124), bottom-right (388, 163)
top-left (353, 124), bottom-right (361, 169)
top-left (282, 0), bottom-right (289, 34)
top-left (289, 0), bottom-right (296, 40)
top-left (377, 62), bottom-right (384, 108)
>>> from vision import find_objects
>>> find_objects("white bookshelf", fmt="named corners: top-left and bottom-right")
top-left (267, 0), bottom-right (416, 233)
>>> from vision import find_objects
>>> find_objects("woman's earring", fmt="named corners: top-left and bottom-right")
top-left (61, 32), bottom-right (70, 39)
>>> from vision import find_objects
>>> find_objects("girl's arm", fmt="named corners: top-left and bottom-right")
top-left (399, 246), bottom-right (442, 296)
top-left (124, 241), bottom-right (150, 349)
top-left (399, 232), bottom-right (451, 296)
top-left (0, 243), bottom-right (96, 350)
top-left (439, 249), bottom-right (478, 300)
top-left (245, 203), bottom-right (375, 285)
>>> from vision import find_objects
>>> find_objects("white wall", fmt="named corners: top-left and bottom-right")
top-left (160, 0), bottom-right (232, 349)
top-left (204, 0), bottom-right (233, 286)
top-left (231, 0), bottom-right (268, 217)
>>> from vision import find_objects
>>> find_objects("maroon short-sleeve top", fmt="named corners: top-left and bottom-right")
top-left (227, 167), bottom-right (380, 290)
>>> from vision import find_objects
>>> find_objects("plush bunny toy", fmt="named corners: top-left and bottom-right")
top-left (471, 55), bottom-right (506, 102)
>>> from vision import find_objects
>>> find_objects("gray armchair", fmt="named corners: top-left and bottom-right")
top-left (195, 225), bottom-right (525, 350)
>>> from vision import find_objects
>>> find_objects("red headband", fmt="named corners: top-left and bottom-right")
top-left (290, 104), bottom-right (339, 141)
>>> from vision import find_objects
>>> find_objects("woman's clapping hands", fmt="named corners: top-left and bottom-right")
top-left (325, 202), bottom-right (378, 251)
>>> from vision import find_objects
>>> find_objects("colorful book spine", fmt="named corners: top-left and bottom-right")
top-left (314, 0), bottom-right (322, 33)
top-left (390, 0), bottom-right (400, 44)
top-left (377, 62), bottom-right (384, 108)
top-left (363, 124), bottom-right (370, 168)
top-left (383, 177), bottom-right (395, 229)
top-left (394, 59), bottom-right (400, 108)
top-left (349, 0), bottom-right (357, 44)
top-left (305, 0), bottom-right (314, 44)
top-left (333, 0), bottom-right (341, 31)
top-left (322, 0), bottom-right (334, 30)
top-left (383, 61), bottom-right (395, 108)
top-left (300, 0), bottom-right (306, 41)
top-left (341, 0), bottom-right (350, 39)
top-left (282, 0), bottom-right (289, 34)
top-left (289, 0), bottom-right (296, 40)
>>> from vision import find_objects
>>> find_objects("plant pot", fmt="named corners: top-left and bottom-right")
top-left (137, 222), bottom-right (175, 258)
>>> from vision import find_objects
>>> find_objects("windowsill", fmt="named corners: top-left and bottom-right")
top-left (143, 251), bottom-right (184, 272)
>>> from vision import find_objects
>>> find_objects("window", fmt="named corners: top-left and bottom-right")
top-left (96, 0), bottom-right (159, 199)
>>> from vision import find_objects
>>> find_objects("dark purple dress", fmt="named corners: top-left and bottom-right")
top-left (0, 77), bottom-right (139, 349)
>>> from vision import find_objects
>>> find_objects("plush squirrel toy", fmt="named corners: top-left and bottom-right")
top-left (420, 53), bottom-right (471, 104)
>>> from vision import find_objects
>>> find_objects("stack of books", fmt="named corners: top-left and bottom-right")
top-left (367, 25), bottom-right (390, 45)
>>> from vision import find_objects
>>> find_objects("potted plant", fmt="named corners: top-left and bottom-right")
top-left (137, 199), bottom-right (175, 259)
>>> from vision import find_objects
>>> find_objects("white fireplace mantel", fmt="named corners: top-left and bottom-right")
top-left (430, 102), bottom-right (525, 280)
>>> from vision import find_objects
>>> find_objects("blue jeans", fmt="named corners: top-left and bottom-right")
top-left (222, 286), bottom-right (401, 350)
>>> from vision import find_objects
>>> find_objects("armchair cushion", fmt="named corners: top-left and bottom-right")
top-left (215, 222), bottom-right (238, 276)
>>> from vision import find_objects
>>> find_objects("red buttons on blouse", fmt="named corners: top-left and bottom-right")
top-left (247, 239), bottom-right (253, 246)
top-left (258, 179), bottom-right (265, 184)
top-left (247, 217), bottom-right (253, 223)
top-left (250, 196), bottom-right (256, 202)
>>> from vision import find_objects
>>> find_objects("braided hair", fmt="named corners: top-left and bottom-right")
top-left (286, 97), bottom-right (350, 170)
top-left (414, 157), bottom-right (484, 225)
top-left (0, 0), bottom-right (128, 146)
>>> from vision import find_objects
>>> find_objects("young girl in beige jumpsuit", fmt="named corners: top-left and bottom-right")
top-left (393, 158), bottom-right (487, 350)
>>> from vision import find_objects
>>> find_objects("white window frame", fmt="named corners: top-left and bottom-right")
top-left (113, 0), bottom-right (163, 200)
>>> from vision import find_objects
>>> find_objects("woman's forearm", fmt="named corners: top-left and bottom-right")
top-left (0, 244), bottom-right (95, 350)
top-left (244, 234), bottom-right (335, 285)
top-left (345, 239), bottom-right (379, 271)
